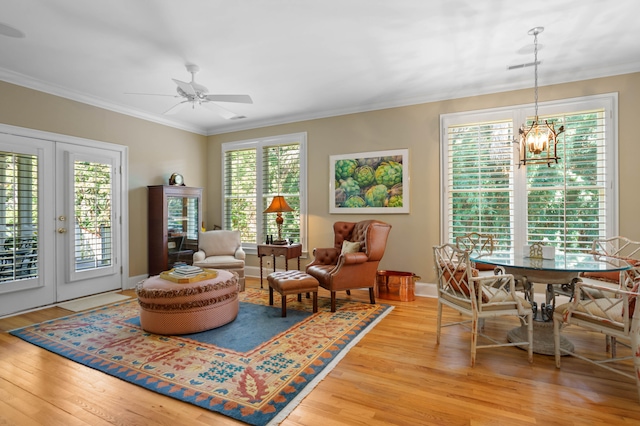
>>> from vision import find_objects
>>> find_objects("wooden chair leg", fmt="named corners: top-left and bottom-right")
top-left (470, 314), bottom-right (478, 367)
top-left (269, 286), bottom-right (274, 305)
top-left (526, 311), bottom-right (533, 363)
top-left (330, 292), bottom-right (336, 312)
top-left (281, 295), bottom-right (287, 317)
top-left (297, 293), bottom-right (302, 302)
top-left (312, 292), bottom-right (318, 313)
top-left (369, 287), bottom-right (375, 304)
top-left (554, 317), bottom-right (562, 368)
top-left (436, 300), bottom-right (442, 344)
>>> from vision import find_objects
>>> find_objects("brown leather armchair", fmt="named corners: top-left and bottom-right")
top-left (306, 220), bottom-right (392, 312)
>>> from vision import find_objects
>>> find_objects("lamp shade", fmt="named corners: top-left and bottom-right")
top-left (263, 195), bottom-right (294, 213)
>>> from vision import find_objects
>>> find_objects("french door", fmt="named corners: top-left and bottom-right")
top-left (0, 127), bottom-right (126, 316)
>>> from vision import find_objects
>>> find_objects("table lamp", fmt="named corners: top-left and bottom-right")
top-left (263, 195), bottom-right (294, 245)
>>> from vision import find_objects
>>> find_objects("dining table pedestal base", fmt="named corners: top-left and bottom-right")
top-left (508, 320), bottom-right (574, 356)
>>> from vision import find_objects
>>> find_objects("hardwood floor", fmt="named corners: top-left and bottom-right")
top-left (1, 277), bottom-right (640, 425)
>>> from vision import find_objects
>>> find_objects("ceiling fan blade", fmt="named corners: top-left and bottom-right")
top-left (202, 102), bottom-right (241, 119)
top-left (163, 100), bottom-right (190, 115)
top-left (172, 78), bottom-right (196, 96)
top-left (205, 94), bottom-right (253, 104)
top-left (125, 92), bottom-right (177, 97)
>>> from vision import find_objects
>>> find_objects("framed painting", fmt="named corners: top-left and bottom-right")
top-left (330, 148), bottom-right (409, 214)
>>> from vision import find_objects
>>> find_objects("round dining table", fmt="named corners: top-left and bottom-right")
top-left (470, 250), bottom-right (631, 355)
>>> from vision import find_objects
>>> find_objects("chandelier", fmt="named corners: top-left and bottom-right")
top-left (518, 27), bottom-right (564, 167)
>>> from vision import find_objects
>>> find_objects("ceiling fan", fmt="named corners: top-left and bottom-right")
top-left (129, 64), bottom-right (253, 119)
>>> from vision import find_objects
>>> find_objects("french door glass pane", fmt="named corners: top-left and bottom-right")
top-left (0, 152), bottom-right (38, 283)
top-left (74, 160), bottom-right (112, 271)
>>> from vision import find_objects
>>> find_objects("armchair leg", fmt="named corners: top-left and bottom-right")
top-left (330, 291), bottom-right (336, 312)
top-left (269, 286), bottom-right (274, 306)
top-left (369, 287), bottom-right (375, 304)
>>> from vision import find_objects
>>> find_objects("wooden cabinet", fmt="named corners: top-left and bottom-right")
top-left (147, 185), bottom-right (202, 276)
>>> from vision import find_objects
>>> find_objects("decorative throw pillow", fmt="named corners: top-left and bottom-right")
top-left (342, 240), bottom-right (361, 254)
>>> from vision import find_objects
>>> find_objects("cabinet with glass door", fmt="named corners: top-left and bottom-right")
top-left (147, 185), bottom-right (202, 276)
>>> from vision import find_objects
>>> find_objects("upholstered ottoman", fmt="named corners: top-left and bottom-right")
top-left (267, 270), bottom-right (319, 317)
top-left (136, 270), bottom-right (239, 335)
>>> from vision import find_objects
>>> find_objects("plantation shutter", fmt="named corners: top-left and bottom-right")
top-left (0, 152), bottom-right (39, 282)
top-left (526, 109), bottom-right (607, 252)
top-left (446, 120), bottom-right (514, 250)
top-left (224, 148), bottom-right (258, 243)
top-left (262, 144), bottom-right (301, 244)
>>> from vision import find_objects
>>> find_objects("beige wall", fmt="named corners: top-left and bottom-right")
top-left (209, 72), bottom-right (640, 282)
top-left (1, 73), bottom-right (638, 282)
top-left (0, 81), bottom-right (208, 277)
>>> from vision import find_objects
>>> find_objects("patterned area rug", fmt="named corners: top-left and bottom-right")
top-left (10, 288), bottom-right (392, 426)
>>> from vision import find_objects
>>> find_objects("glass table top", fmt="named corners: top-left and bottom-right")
top-left (470, 251), bottom-right (631, 273)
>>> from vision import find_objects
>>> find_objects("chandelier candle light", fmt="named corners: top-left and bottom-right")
top-left (518, 27), bottom-right (564, 167)
top-left (263, 195), bottom-right (293, 245)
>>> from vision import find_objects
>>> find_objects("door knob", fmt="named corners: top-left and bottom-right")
top-left (58, 215), bottom-right (67, 221)
top-left (57, 228), bottom-right (67, 234)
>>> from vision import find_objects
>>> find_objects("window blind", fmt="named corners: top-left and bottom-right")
top-left (447, 120), bottom-right (514, 250)
top-left (223, 137), bottom-right (304, 247)
top-left (262, 144), bottom-right (301, 244)
top-left (224, 148), bottom-right (258, 243)
top-left (444, 102), bottom-right (611, 255)
top-left (526, 109), bottom-right (606, 253)
top-left (0, 152), bottom-right (39, 282)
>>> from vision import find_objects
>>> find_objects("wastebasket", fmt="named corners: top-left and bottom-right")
top-left (375, 270), bottom-right (419, 301)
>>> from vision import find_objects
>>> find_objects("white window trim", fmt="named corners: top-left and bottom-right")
top-left (221, 132), bottom-right (308, 255)
top-left (439, 93), bottom-right (618, 247)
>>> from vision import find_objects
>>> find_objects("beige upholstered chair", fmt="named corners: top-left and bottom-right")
top-left (553, 279), bottom-right (640, 400)
top-left (193, 230), bottom-right (246, 291)
top-left (306, 220), bottom-right (391, 312)
top-left (433, 243), bottom-right (533, 366)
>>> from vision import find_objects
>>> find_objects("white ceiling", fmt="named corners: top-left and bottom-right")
top-left (1, 0), bottom-right (639, 136)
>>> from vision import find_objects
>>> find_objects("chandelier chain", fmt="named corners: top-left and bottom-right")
top-left (533, 30), bottom-right (539, 119)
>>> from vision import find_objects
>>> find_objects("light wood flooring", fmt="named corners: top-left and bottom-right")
top-left (1, 277), bottom-right (640, 425)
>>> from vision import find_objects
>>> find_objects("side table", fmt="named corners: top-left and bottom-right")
top-left (258, 243), bottom-right (303, 288)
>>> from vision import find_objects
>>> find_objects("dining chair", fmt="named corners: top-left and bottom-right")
top-left (455, 232), bottom-right (497, 275)
top-left (575, 236), bottom-right (640, 355)
top-left (553, 279), bottom-right (640, 401)
top-left (433, 243), bottom-right (534, 366)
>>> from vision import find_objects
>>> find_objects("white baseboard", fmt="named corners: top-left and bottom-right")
top-left (127, 274), bottom-right (148, 289)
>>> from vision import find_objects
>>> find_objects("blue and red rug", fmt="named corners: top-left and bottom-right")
top-left (10, 288), bottom-right (392, 426)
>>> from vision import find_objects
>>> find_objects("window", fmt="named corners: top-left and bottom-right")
top-left (222, 133), bottom-right (307, 252)
top-left (441, 94), bottom-right (617, 253)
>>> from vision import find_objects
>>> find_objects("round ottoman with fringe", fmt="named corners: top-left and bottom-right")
top-left (135, 269), bottom-right (239, 335)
